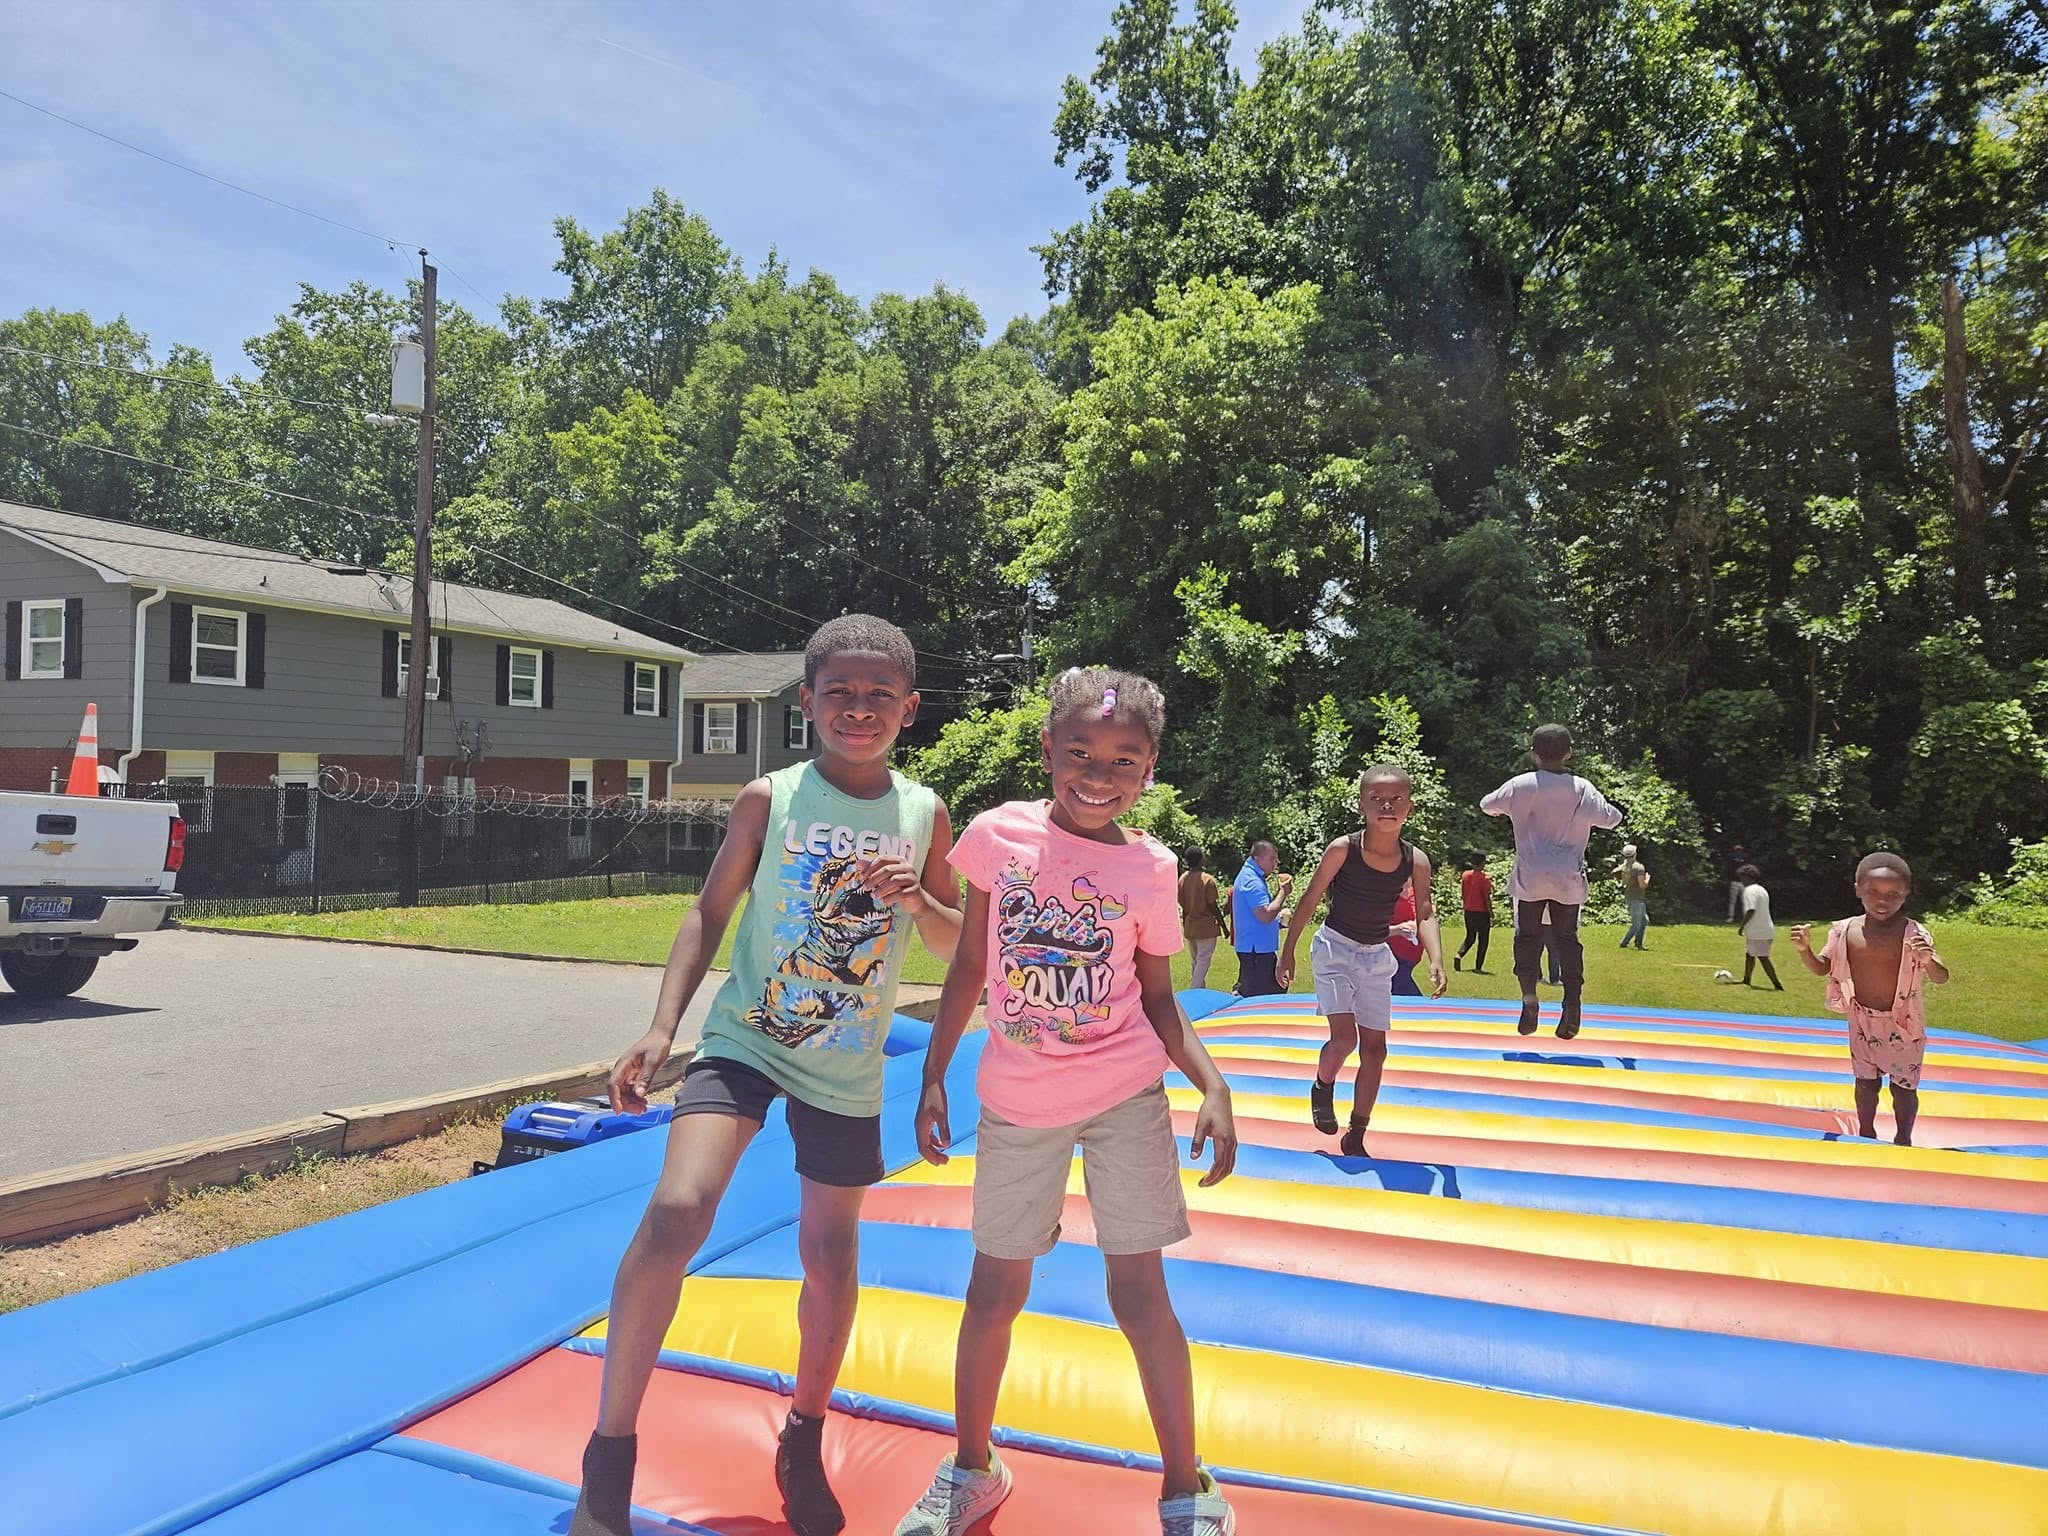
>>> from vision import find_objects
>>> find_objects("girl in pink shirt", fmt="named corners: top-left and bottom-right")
top-left (898, 667), bottom-right (1240, 1536)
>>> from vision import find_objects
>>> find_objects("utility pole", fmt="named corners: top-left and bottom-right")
top-left (400, 252), bottom-right (437, 793)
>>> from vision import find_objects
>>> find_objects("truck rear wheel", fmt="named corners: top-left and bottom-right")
top-left (0, 952), bottom-right (100, 999)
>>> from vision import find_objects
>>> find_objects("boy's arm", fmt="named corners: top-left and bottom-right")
top-left (1411, 850), bottom-right (1446, 998)
top-left (854, 801), bottom-right (963, 961)
top-left (611, 778), bottom-right (770, 1113)
top-left (1479, 778), bottom-right (1517, 817)
top-left (914, 882), bottom-right (991, 1164)
top-left (1137, 950), bottom-right (1236, 1186)
top-left (1907, 925), bottom-right (1950, 985)
top-left (1788, 922), bottom-right (1830, 976)
top-left (1254, 874), bottom-right (1292, 924)
top-left (1277, 839), bottom-right (1347, 988)
top-left (1583, 780), bottom-right (1625, 831)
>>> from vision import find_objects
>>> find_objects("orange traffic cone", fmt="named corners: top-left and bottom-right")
top-left (64, 704), bottom-right (102, 796)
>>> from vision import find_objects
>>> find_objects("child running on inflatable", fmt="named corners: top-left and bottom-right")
top-left (1277, 765), bottom-right (1446, 1156)
top-left (570, 616), bottom-right (962, 1536)
top-left (1790, 851), bottom-right (1950, 1147)
top-left (1480, 724), bottom-right (1622, 1040)
top-left (899, 666), bottom-right (1240, 1536)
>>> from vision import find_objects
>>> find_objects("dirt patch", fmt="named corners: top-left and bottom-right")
top-left (0, 1086), bottom-right (681, 1316)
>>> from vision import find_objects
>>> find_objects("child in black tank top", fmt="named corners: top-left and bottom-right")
top-left (1279, 766), bottom-right (1446, 1155)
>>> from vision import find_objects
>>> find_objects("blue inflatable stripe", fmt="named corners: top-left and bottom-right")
top-left (1199, 1033), bottom-right (2048, 1098)
top-left (1187, 1069), bottom-right (1825, 1141)
top-left (0, 1048), bottom-right (960, 1536)
top-left (882, 1011), bottom-right (933, 1057)
top-left (572, 1343), bottom-right (1623, 1535)
top-left (1962, 1144), bottom-right (2048, 1158)
top-left (1197, 1138), bottom-right (2048, 1255)
top-left (695, 1222), bottom-right (2048, 1471)
top-left (377, 1440), bottom-right (712, 1533)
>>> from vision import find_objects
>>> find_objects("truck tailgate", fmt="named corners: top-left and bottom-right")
top-left (1, 792), bottom-right (178, 894)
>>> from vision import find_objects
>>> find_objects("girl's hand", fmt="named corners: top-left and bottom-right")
top-left (1790, 924), bottom-right (1814, 955)
top-left (914, 1079), bottom-right (951, 1165)
top-left (859, 855), bottom-right (928, 918)
top-left (608, 1029), bottom-right (673, 1115)
top-left (1428, 961), bottom-right (1448, 999)
top-left (1191, 1087), bottom-right (1237, 1187)
top-left (1275, 950), bottom-right (1297, 990)
top-left (1391, 920), bottom-right (1419, 943)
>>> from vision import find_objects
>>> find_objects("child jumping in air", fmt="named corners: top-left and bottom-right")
top-left (570, 616), bottom-right (962, 1536)
top-left (1734, 864), bottom-right (1784, 990)
top-left (899, 666), bottom-right (1240, 1536)
top-left (1791, 851), bottom-right (1950, 1146)
top-left (1480, 724), bottom-right (1622, 1040)
top-left (1277, 766), bottom-right (1447, 1156)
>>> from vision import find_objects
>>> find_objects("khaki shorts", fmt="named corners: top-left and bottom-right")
top-left (971, 1081), bottom-right (1191, 1259)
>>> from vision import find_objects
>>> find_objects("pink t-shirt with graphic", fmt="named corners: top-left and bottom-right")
top-left (950, 800), bottom-right (1183, 1128)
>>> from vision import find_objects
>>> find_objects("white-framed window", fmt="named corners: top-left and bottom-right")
top-left (632, 662), bottom-right (660, 716)
top-left (705, 701), bottom-right (738, 754)
top-left (397, 635), bottom-right (442, 700)
top-left (508, 645), bottom-right (541, 707)
top-left (784, 705), bottom-right (809, 751)
top-left (164, 750), bottom-right (214, 833)
top-left (22, 600), bottom-right (65, 678)
top-left (626, 761), bottom-right (650, 805)
top-left (192, 607), bottom-right (246, 685)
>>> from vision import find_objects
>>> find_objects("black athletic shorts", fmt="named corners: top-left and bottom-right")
top-left (1235, 950), bottom-right (1282, 997)
top-left (674, 1055), bottom-right (885, 1188)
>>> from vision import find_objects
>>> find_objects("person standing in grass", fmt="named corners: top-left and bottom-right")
top-left (1278, 765), bottom-right (1447, 1157)
top-left (1613, 845), bottom-right (1651, 951)
top-left (1178, 847), bottom-right (1229, 990)
top-left (570, 616), bottom-right (963, 1536)
top-left (899, 666), bottom-right (1239, 1536)
top-left (1735, 864), bottom-right (1784, 990)
top-left (1480, 725), bottom-right (1622, 1040)
top-left (1229, 841), bottom-right (1292, 997)
top-left (1453, 856), bottom-right (1494, 973)
top-left (1791, 852), bottom-right (1950, 1146)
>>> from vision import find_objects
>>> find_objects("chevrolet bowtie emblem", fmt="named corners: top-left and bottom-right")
top-left (31, 840), bottom-right (77, 856)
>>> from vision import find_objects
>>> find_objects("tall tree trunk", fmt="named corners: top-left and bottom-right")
top-left (1849, 286), bottom-right (1907, 493)
top-left (1941, 277), bottom-right (1988, 618)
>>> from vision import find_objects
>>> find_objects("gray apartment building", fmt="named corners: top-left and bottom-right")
top-left (1, 502), bottom-right (817, 814)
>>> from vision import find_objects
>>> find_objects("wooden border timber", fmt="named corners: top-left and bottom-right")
top-left (0, 1049), bottom-right (694, 1248)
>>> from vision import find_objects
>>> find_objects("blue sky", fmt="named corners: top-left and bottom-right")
top-left (0, 0), bottom-right (1306, 373)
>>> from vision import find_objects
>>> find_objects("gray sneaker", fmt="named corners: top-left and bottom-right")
top-left (1159, 1470), bottom-right (1236, 1536)
top-left (894, 1449), bottom-right (1014, 1535)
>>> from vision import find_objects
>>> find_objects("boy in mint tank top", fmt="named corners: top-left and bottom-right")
top-left (571, 616), bottom-right (961, 1536)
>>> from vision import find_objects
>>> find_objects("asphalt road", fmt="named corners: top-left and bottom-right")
top-left (0, 929), bottom-right (698, 1183)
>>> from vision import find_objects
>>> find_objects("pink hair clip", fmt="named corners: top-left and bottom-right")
top-left (1101, 686), bottom-right (1118, 717)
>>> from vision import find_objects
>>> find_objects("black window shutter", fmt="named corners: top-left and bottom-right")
top-left (382, 630), bottom-right (400, 697)
top-left (437, 635), bottom-right (453, 696)
top-left (735, 699), bottom-right (750, 754)
top-left (659, 666), bottom-right (670, 718)
top-left (495, 644), bottom-right (510, 706)
top-left (63, 598), bottom-right (83, 679)
top-left (541, 650), bottom-right (556, 709)
top-left (623, 659), bottom-right (635, 716)
top-left (4, 601), bottom-right (19, 680)
top-left (170, 603), bottom-right (192, 683)
top-left (692, 701), bottom-right (705, 753)
top-left (246, 613), bottom-right (266, 689)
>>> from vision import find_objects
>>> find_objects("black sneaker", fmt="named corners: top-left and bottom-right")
top-left (1557, 1000), bottom-right (1582, 1041)
top-left (568, 1432), bottom-right (637, 1536)
top-left (1453, 954), bottom-right (1462, 971)
top-left (1516, 999), bottom-right (1539, 1035)
top-left (777, 1414), bottom-right (846, 1536)
top-left (1310, 1077), bottom-right (1338, 1135)
top-left (1339, 1120), bottom-right (1369, 1157)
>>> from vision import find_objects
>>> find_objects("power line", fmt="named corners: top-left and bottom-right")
top-left (0, 87), bottom-right (420, 251)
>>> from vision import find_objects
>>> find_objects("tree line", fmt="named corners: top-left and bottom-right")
top-left (4, 0), bottom-right (2045, 909)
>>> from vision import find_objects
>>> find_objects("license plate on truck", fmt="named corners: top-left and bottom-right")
top-left (20, 896), bottom-right (73, 921)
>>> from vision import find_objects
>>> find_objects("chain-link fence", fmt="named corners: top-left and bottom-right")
top-left (114, 780), bottom-right (724, 920)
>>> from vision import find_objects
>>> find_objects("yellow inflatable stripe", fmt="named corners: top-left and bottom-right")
top-left (1199, 1012), bottom-right (2048, 1078)
top-left (896, 1159), bottom-right (2048, 1310)
top-left (584, 1279), bottom-right (2048, 1536)
top-left (1168, 1085), bottom-right (2048, 1185)
top-left (1203, 1043), bottom-right (2048, 1123)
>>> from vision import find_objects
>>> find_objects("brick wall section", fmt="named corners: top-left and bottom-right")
top-left (594, 759), bottom-right (626, 801)
top-left (650, 762), bottom-right (669, 799)
top-left (468, 757), bottom-right (570, 795)
top-left (213, 752), bottom-right (280, 787)
top-left (0, 747), bottom-right (68, 792)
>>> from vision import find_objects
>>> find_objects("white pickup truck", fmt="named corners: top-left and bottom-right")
top-left (0, 790), bottom-right (185, 999)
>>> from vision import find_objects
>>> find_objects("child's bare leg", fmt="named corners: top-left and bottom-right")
top-left (1757, 955), bottom-right (1783, 990)
top-left (1312, 1013), bottom-right (1357, 1134)
top-left (1105, 1251), bottom-right (1202, 1500)
top-left (1890, 1082), bottom-right (1919, 1146)
top-left (1742, 955), bottom-right (1756, 986)
top-left (954, 1253), bottom-right (1033, 1469)
top-left (792, 1178), bottom-right (866, 1415)
top-left (1350, 1028), bottom-right (1389, 1128)
top-left (596, 1112), bottom-right (758, 1433)
top-left (1853, 1077), bottom-right (1882, 1140)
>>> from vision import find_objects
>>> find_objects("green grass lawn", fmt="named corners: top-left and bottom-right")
top-left (201, 902), bottom-right (2047, 1042)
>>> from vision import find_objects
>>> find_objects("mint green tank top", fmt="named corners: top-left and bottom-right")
top-left (697, 761), bottom-right (937, 1117)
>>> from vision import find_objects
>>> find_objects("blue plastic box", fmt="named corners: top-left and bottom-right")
top-left (485, 1097), bottom-right (676, 1172)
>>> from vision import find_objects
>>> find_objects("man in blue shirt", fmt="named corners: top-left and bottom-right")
top-left (1231, 841), bottom-right (1292, 996)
